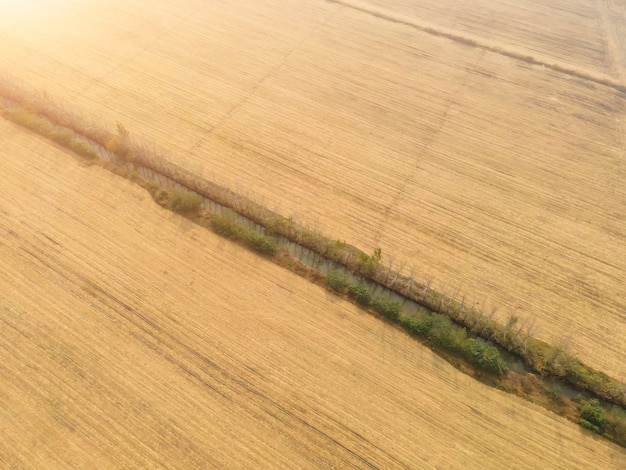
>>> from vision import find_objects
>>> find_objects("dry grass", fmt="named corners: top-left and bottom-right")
top-left (3, 118), bottom-right (626, 469)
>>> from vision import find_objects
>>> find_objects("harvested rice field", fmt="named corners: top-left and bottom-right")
top-left (2, 118), bottom-right (626, 468)
top-left (2, 0), bottom-right (626, 467)
top-left (1, 0), bottom-right (624, 380)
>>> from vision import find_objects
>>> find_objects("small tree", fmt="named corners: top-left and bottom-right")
top-left (579, 398), bottom-right (608, 434)
top-left (247, 232), bottom-right (278, 256)
top-left (210, 212), bottom-right (242, 238)
top-left (170, 188), bottom-right (202, 214)
top-left (428, 314), bottom-right (457, 349)
top-left (326, 269), bottom-right (348, 293)
top-left (469, 339), bottom-right (508, 376)
top-left (348, 281), bottom-right (372, 307)
top-left (400, 314), bottom-right (433, 338)
top-left (372, 298), bottom-right (401, 321)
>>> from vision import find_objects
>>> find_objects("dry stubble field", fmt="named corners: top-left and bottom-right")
top-left (1, 0), bottom-right (624, 380)
top-left (2, 119), bottom-right (626, 468)
top-left (332, 0), bottom-right (626, 80)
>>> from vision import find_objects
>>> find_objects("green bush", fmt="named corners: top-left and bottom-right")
top-left (347, 281), bottom-right (372, 307)
top-left (210, 213), bottom-right (243, 238)
top-left (426, 315), bottom-right (472, 357)
top-left (326, 269), bottom-right (348, 292)
top-left (170, 187), bottom-right (202, 214)
top-left (579, 398), bottom-right (608, 434)
top-left (210, 213), bottom-right (276, 256)
top-left (428, 315), bottom-right (458, 349)
top-left (400, 315), bottom-right (434, 337)
top-left (67, 137), bottom-right (97, 159)
top-left (247, 232), bottom-right (278, 256)
top-left (401, 315), bottom-right (507, 376)
top-left (469, 339), bottom-right (508, 376)
top-left (372, 298), bottom-right (401, 321)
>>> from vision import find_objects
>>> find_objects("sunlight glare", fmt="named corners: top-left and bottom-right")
top-left (0, 0), bottom-right (56, 20)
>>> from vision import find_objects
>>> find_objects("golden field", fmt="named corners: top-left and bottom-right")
top-left (332, 0), bottom-right (626, 80)
top-left (2, 0), bottom-right (624, 380)
top-left (2, 0), bottom-right (626, 465)
top-left (1, 119), bottom-right (625, 468)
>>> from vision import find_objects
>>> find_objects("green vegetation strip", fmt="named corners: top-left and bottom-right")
top-left (328, 270), bottom-right (507, 376)
top-left (1, 79), bottom-right (625, 446)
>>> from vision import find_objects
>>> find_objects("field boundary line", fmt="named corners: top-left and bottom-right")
top-left (595, 0), bottom-right (624, 81)
top-left (372, 50), bottom-right (485, 247)
top-left (325, 0), bottom-right (626, 93)
top-left (187, 4), bottom-right (344, 156)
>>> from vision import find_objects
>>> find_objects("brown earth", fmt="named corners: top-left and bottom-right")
top-left (1, 0), bottom-right (625, 380)
top-left (3, 118), bottom-right (626, 468)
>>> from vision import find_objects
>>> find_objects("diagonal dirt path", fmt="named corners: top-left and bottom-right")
top-left (595, 0), bottom-right (625, 81)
